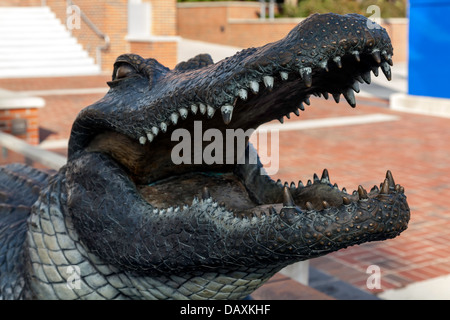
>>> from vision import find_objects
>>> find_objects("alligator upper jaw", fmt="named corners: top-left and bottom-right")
top-left (79, 12), bottom-right (398, 217)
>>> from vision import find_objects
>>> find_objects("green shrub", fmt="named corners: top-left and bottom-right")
top-left (279, 0), bottom-right (407, 18)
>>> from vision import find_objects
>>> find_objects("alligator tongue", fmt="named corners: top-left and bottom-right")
top-left (137, 172), bottom-right (258, 211)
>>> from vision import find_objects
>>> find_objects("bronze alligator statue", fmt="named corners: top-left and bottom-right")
top-left (0, 13), bottom-right (409, 299)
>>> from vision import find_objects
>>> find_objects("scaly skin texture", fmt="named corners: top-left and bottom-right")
top-left (0, 13), bottom-right (409, 299)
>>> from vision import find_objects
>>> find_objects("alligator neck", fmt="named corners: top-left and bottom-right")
top-left (25, 170), bottom-right (278, 299)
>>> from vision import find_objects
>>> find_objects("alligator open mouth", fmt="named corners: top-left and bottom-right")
top-left (65, 13), bottom-right (409, 282)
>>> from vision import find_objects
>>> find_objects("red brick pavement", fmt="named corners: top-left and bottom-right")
top-left (269, 97), bottom-right (450, 295)
top-left (1, 75), bottom-right (449, 297)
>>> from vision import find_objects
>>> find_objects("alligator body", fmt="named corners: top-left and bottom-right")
top-left (0, 13), bottom-right (410, 300)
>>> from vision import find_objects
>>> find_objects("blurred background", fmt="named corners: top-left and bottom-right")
top-left (0, 0), bottom-right (449, 300)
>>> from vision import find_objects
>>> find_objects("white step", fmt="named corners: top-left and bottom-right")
top-left (1, 65), bottom-right (101, 78)
top-left (0, 7), bottom-right (55, 19)
top-left (0, 43), bottom-right (85, 54)
top-left (0, 51), bottom-right (89, 61)
top-left (0, 6), bottom-right (101, 78)
top-left (0, 24), bottom-right (67, 34)
top-left (0, 19), bottom-right (62, 27)
top-left (0, 57), bottom-right (96, 69)
top-left (0, 30), bottom-right (70, 40)
top-left (0, 37), bottom-right (78, 47)
top-left (0, 6), bottom-right (52, 14)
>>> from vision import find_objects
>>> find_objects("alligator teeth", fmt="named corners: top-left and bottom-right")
top-left (263, 75), bottom-right (274, 89)
top-left (372, 66), bottom-right (379, 77)
top-left (290, 181), bottom-right (296, 189)
top-left (371, 49), bottom-right (382, 64)
top-left (333, 56), bottom-right (342, 68)
top-left (343, 196), bottom-right (351, 205)
top-left (361, 71), bottom-right (371, 84)
top-left (190, 104), bottom-right (198, 114)
top-left (313, 173), bottom-right (320, 183)
top-left (280, 71), bottom-right (289, 81)
top-left (299, 102), bottom-right (305, 111)
top-left (358, 185), bottom-right (368, 199)
top-left (146, 132), bottom-right (154, 143)
top-left (380, 178), bottom-right (390, 194)
top-left (293, 108), bottom-right (300, 116)
top-left (322, 92), bottom-right (329, 100)
top-left (320, 60), bottom-right (329, 72)
top-left (139, 136), bottom-right (147, 145)
top-left (282, 186), bottom-right (295, 207)
top-left (221, 105), bottom-right (233, 125)
top-left (202, 186), bottom-right (211, 200)
top-left (178, 107), bottom-right (188, 119)
top-left (343, 88), bottom-right (356, 108)
top-left (299, 67), bottom-right (312, 87)
top-left (285, 113), bottom-right (290, 119)
top-left (278, 117), bottom-right (284, 124)
top-left (332, 93), bottom-right (340, 103)
top-left (380, 62), bottom-right (392, 81)
top-left (160, 122), bottom-right (167, 133)
top-left (199, 103), bottom-right (206, 115)
top-left (249, 80), bottom-right (259, 94)
top-left (170, 112), bottom-right (179, 125)
top-left (321, 168), bottom-right (330, 183)
top-left (355, 75), bottom-right (364, 84)
top-left (352, 51), bottom-right (361, 62)
top-left (351, 81), bottom-right (360, 93)
top-left (305, 202), bottom-right (314, 211)
top-left (304, 96), bottom-right (311, 105)
top-left (298, 180), bottom-right (304, 188)
top-left (151, 126), bottom-right (159, 136)
top-left (382, 50), bottom-right (393, 66)
top-left (322, 201), bottom-right (330, 209)
top-left (207, 105), bottom-right (215, 118)
top-left (237, 88), bottom-right (248, 101)
top-left (386, 170), bottom-right (395, 189)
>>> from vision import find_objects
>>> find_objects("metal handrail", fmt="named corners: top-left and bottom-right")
top-left (66, 0), bottom-right (110, 68)
top-left (0, 132), bottom-right (67, 170)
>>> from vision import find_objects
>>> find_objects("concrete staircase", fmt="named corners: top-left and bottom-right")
top-left (0, 6), bottom-right (100, 78)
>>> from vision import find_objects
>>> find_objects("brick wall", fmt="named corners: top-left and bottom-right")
top-left (0, 0), bottom-right (41, 6)
top-left (0, 108), bottom-right (40, 145)
top-left (178, 2), bottom-right (408, 64)
top-left (129, 40), bottom-right (178, 68)
top-left (151, 0), bottom-right (177, 36)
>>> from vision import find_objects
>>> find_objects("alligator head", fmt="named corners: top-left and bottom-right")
top-left (66, 13), bottom-right (409, 299)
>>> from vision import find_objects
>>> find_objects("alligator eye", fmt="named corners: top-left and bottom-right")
top-left (115, 64), bottom-right (136, 80)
